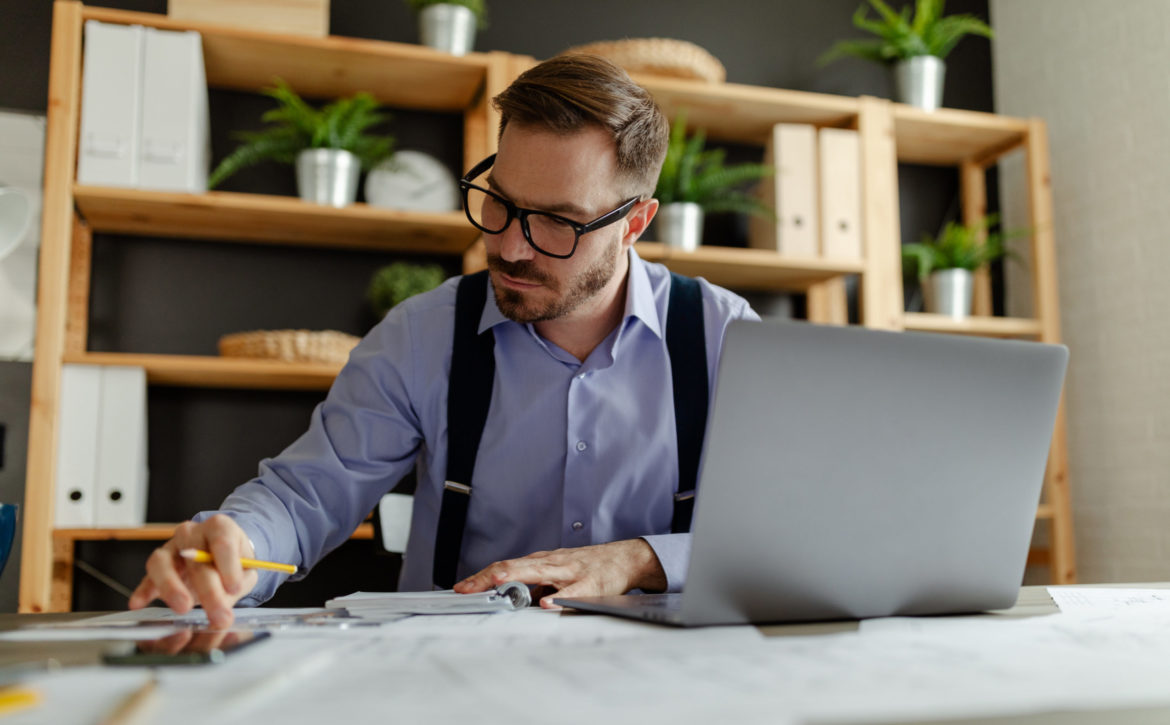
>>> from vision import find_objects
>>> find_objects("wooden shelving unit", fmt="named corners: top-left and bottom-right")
top-left (22, 0), bottom-right (1076, 613)
top-left (73, 186), bottom-right (481, 253)
top-left (636, 243), bottom-right (865, 292)
top-left (902, 312), bottom-right (1043, 339)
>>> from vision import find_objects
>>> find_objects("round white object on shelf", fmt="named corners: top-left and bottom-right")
top-left (364, 150), bottom-right (459, 212)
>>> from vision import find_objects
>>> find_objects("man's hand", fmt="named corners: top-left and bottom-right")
top-left (127, 515), bottom-right (258, 629)
top-left (453, 538), bottom-right (667, 608)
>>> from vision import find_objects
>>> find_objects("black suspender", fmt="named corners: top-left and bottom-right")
top-left (432, 270), bottom-right (708, 588)
top-left (433, 271), bottom-right (496, 588)
top-left (665, 273), bottom-right (708, 534)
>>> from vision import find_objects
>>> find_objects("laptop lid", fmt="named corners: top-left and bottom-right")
top-left (672, 320), bottom-right (1068, 626)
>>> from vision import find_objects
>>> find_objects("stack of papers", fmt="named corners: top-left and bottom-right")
top-left (327, 582), bottom-right (532, 619)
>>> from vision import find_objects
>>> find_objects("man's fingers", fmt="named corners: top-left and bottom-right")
top-left (144, 546), bottom-right (194, 613)
top-left (186, 562), bottom-right (236, 629)
top-left (128, 576), bottom-right (158, 610)
top-left (540, 581), bottom-right (593, 609)
top-left (206, 533), bottom-right (246, 596)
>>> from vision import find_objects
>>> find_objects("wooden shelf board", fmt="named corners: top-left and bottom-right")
top-left (634, 76), bottom-right (859, 145)
top-left (893, 105), bottom-right (1030, 166)
top-left (1036, 504), bottom-right (1055, 521)
top-left (80, 5), bottom-right (489, 110)
top-left (903, 312), bottom-right (1043, 338)
top-left (637, 242), bottom-right (862, 292)
top-left (64, 352), bottom-right (341, 391)
top-left (74, 186), bottom-right (480, 253)
top-left (55, 523), bottom-right (374, 541)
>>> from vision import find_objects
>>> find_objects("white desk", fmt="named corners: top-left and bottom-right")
top-left (4, 585), bottom-right (1170, 725)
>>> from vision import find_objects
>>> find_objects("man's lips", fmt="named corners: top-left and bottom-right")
top-left (497, 272), bottom-right (542, 289)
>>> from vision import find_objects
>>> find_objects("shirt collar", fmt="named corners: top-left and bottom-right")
top-left (474, 246), bottom-right (663, 339)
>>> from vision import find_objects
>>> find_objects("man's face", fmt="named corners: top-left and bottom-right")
top-left (481, 124), bottom-right (631, 324)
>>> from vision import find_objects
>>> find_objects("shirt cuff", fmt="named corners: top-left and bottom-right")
top-left (190, 511), bottom-right (289, 606)
top-left (640, 533), bottom-right (691, 594)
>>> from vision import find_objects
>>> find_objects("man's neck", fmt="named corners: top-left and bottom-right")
top-left (534, 254), bottom-right (631, 363)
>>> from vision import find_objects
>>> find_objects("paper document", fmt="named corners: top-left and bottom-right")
top-left (328, 581), bottom-right (531, 618)
top-left (1049, 586), bottom-right (1170, 614)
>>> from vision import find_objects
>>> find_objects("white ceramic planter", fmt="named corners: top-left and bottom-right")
top-left (894, 55), bottom-right (946, 111)
top-left (295, 148), bottom-right (360, 207)
top-left (925, 268), bottom-right (973, 318)
top-left (419, 4), bottom-right (477, 56)
top-left (656, 202), bottom-right (704, 252)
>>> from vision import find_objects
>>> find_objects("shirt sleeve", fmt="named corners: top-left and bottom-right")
top-left (192, 294), bottom-right (439, 606)
top-left (648, 283), bottom-right (759, 595)
top-left (640, 533), bottom-right (691, 593)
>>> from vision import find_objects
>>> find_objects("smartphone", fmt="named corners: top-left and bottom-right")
top-left (103, 629), bottom-right (271, 666)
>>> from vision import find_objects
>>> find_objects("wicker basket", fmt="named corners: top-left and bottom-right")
top-left (218, 329), bottom-right (360, 365)
top-left (562, 38), bottom-right (726, 83)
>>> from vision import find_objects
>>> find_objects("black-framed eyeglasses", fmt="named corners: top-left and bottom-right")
top-left (459, 154), bottom-right (639, 259)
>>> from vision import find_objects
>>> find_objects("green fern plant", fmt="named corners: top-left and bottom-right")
top-left (404, 0), bottom-right (488, 29)
top-left (208, 79), bottom-right (395, 189)
top-left (654, 112), bottom-right (773, 218)
top-left (819, 0), bottom-right (993, 65)
top-left (901, 214), bottom-right (1023, 279)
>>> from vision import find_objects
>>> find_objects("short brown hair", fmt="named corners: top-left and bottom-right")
top-left (492, 54), bottom-right (669, 200)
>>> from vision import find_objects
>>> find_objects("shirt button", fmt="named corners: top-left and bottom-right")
top-left (577, 373), bottom-right (586, 380)
top-left (576, 441), bottom-right (588, 452)
top-left (572, 521), bottom-right (584, 531)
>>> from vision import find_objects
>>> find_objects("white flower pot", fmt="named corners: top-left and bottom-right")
top-left (656, 202), bottom-right (704, 252)
top-left (894, 55), bottom-right (946, 111)
top-left (925, 268), bottom-right (973, 319)
top-left (419, 4), bottom-right (477, 56)
top-left (295, 148), bottom-right (360, 207)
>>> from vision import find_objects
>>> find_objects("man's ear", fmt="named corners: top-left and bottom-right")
top-left (621, 199), bottom-right (659, 248)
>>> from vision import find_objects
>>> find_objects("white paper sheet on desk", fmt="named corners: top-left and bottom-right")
top-left (1049, 586), bottom-right (1170, 614)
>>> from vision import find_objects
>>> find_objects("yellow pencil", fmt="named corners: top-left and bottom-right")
top-left (0, 686), bottom-right (41, 716)
top-left (178, 548), bottom-right (297, 575)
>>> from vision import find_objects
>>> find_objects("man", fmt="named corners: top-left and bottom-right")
top-left (130, 54), bottom-right (759, 629)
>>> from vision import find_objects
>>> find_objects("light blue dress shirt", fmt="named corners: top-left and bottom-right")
top-left (199, 247), bottom-right (758, 605)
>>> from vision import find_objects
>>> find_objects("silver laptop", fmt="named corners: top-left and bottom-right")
top-left (556, 320), bottom-right (1068, 626)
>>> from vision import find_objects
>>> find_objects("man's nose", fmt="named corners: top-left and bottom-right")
top-left (495, 216), bottom-right (536, 262)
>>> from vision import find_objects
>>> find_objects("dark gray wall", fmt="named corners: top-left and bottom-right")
top-left (1, 0), bottom-right (994, 609)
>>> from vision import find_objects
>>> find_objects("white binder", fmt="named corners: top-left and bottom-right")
top-left (748, 124), bottom-right (819, 257)
top-left (93, 366), bottom-right (149, 527)
top-left (77, 21), bottom-right (145, 188)
top-left (54, 364), bottom-right (102, 527)
top-left (138, 28), bottom-right (210, 192)
top-left (818, 127), bottom-right (864, 260)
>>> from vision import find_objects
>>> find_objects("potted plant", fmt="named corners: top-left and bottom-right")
top-left (653, 113), bottom-right (773, 252)
top-left (367, 262), bottom-right (447, 319)
top-left (208, 79), bottom-right (395, 207)
top-left (405, 0), bottom-right (487, 56)
top-left (901, 214), bottom-right (1021, 318)
top-left (819, 0), bottom-right (994, 111)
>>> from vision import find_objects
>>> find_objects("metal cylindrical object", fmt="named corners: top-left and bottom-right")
top-left (894, 55), bottom-right (946, 111)
top-left (419, 4), bottom-right (477, 56)
top-left (295, 149), bottom-right (360, 207)
top-left (656, 202), bottom-right (704, 252)
top-left (926, 268), bottom-right (973, 319)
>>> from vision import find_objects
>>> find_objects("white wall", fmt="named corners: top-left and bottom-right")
top-left (992, 0), bottom-right (1170, 582)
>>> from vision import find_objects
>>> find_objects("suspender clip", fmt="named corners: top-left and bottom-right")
top-left (673, 490), bottom-right (695, 503)
top-left (444, 481), bottom-right (472, 496)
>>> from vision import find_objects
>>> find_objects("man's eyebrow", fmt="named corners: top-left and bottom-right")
top-left (484, 172), bottom-right (591, 218)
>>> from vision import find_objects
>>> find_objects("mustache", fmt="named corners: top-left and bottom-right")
top-left (486, 254), bottom-right (553, 285)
